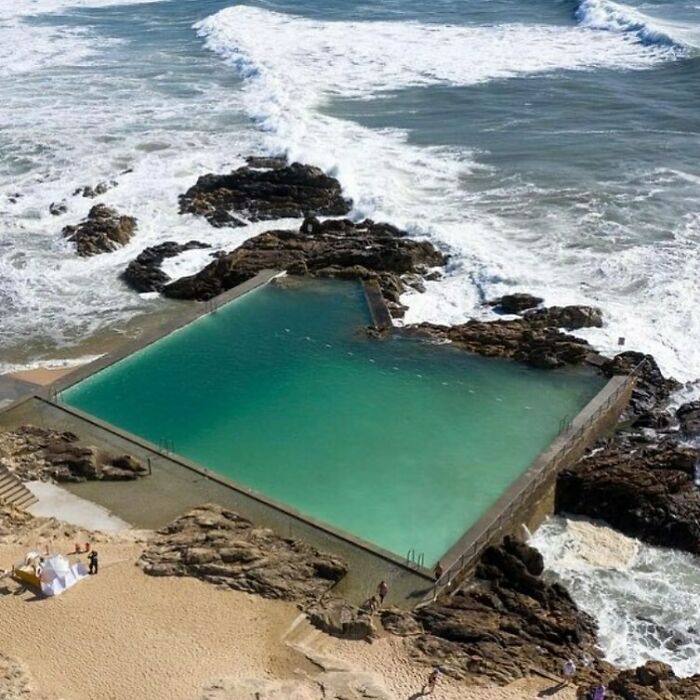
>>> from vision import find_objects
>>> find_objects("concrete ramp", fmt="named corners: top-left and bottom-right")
top-left (0, 465), bottom-right (38, 511)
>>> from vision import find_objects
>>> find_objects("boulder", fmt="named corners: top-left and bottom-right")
top-left (306, 597), bottom-right (377, 641)
top-left (163, 218), bottom-right (445, 314)
top-left (607, 661), bottom-right (700, 700)
top-left (72, 180), bottom-right (117, 198)
top-left (178, 162), bottom-right (352, 226)
top-left (0, 425), bottom-right (147, 483)
top-left (49, 201), bottom-right (67, 216)
top-left (121, 240), bottom-right (211, 293)
top-left (556, 438), bottom-right (700, 554)
top-left (489, 293), bottom-right (543, 315)
top-left (62, 204), bottom-right (136, 256)
top-left (523, 305), bottom-right (603, 330)
top-left (138, 504), bottom-right (347, 603)
top-left (676, 401), bottom-right (700, 436)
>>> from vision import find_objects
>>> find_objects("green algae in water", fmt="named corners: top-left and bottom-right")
top-left (62, 279), bottom-right (605, 565)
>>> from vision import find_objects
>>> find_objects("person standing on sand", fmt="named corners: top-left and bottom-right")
top-left (423, 668), bottom-right (440, 695)
top-left (88, 550), bottom-right (99, 575)
top-left (377, 580), bottom-right (388, 605)
top-left (562, 658), bottom-right (576, 686)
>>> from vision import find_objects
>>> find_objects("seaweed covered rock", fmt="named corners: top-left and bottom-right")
top-left (138, 504), bottom-right (347, 603)
top-left (0, 425), bottom-right (147, 483)
top-left (179, 162), bottom-right (351, 226)
top-left (408, 537), bottom-right (605, 685)
top-left (121, 240), bottom-right (211, 293)
top-left (62, 203), bottom-right (136, 256)
top-left (163, 218), bottom-right (445, 311)
top-left (408, 317), bottom-right (592, 369)
top-left (556, 437), bottom-right (700, 554)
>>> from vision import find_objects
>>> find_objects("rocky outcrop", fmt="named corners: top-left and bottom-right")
top-left (163, 218), bottom-right (445, 312)
top-left (306, 597), bottom-right (377, 641)
top-left (407, 318), bottom-right (592, 369)
top-left (556, 436), bottom-right (700, 554)
top-left (601, 352), bottom-right (680, 428)
top-left (62, 204), bottom-right (137, 256)
top-left (406, 537), bottom-right (606, 685)
top-left (524, 305), bottom-right (603, 330)
top-left (72, 180), bottom-right (117, 198)
top-left (0, 653), bottom-right (53, 700)
top-left (605, 661), bottom-right (700, 700)
top-left (138, 504), bottom-right (347, 603)
top-left (0, 425), bottom-right (147, 483)
top-left (489, 293), bottom-right (543, 314)
top-left (676, 401), bottom-right (700, 436)
top-left (121, 240), bottom-right (211, 293)
top-left (179, 162), bottom-right (351, 226)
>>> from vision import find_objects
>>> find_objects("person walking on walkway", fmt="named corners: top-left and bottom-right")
top-left (377, 580), bottom-right (389, 605)
top-left (434, 561), bottom-right (444, 581)
top-left (88, 550), bottom-right (99, 575)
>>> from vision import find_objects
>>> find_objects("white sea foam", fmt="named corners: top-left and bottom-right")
top-left (195, 6), bottom-right (700, 382)
top-left (532, 516), bottom-right (700, 677)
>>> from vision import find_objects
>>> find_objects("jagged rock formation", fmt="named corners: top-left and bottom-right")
top-left (138, 504), bottom-right (347, 603)
top-left (121, 240), bottom-right (211, 293)
top-left (489, 293), bottom-right (543, 314)
top-left (556, 435), bottom-right (700, 555)
top-left (163, 218), bottom-right (445, 313)
top-left (306, 597), bottom-right (377, 641)
top-left (405, 538), bottom-right (607, 685)
top-left (0, 425), bottom-right (147, 483)
top-left (179, 162), bottom-right (351, 226)
top-left (676, 400), bottom-right (700, 436)
top-left (62, 203), bottom-right (136, 256)
top-left (604, 661), bottom-right (700, 700)
top-left (601, 351), bottom-right (680, 428)
top-left (523, 305), bottom-right (603, 330)
top-left (407, 318), bottom-right (592, 369)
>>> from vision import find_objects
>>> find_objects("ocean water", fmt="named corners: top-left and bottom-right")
top-left (61, 279), bottom-right (603, 564)
top-left (3, 0), bottom-right (700, 673)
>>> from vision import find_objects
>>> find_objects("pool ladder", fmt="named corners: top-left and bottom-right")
top-left (405, 549), bottom-right (425, 569)
top-left (158, 438), bottom-right (175, 454)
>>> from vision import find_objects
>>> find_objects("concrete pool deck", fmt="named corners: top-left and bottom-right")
top-left (0, 272), bottom-right (637, 604)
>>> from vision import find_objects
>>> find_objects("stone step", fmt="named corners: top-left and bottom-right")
top-left (0, 465), bottom-right (38, 511)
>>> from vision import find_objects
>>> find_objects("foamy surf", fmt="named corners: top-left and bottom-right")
top-left (532, 516), bottom-right (700, 677)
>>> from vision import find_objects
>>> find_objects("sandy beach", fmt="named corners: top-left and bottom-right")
top-left (0, 509), bottom-right (576, 700)
top-left (8, 367), bottom-right (78, 387)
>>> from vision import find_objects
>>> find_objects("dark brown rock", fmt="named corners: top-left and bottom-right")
top-left (0, 425), bottom-right (147, 483)
top-left (62, 204), bottom-right (136, 256)
top-left (407, 318), bottom-right (591, 369)
top-left (72, 180), bottom-right (117, 198)
top-left (163, 218), bottom-right (446, 312)
top-left (307, 597), bottom-right (377, 641)
top-left (556, 438), bottom-right (700, 554)
top-left (179, 162), bottom-right (351, 226)
top-left (676, 401), bottom-right (700, 436)
top-left (607, 661), bottom-right (700, 700)
top-left (489, 293), bottom-right (543, 315)
top-left (138, 504), bottom-right (347, 603)
top-left (121, 240), bottom-right (211, 293)
top-left (524, 305), bottom-right (603, 330)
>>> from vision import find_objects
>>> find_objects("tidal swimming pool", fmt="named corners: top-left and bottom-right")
top-left (62, 279), bottom-right (605, 566)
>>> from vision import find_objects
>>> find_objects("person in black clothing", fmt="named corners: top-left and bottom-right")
top-left (88, 550), bottom-right (99, 575)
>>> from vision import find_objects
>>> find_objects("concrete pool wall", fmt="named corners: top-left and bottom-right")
top-left (0, 272), bottom-right (637, 603)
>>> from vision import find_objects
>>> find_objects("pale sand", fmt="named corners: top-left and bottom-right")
top-left (0, 521), bottom-right (575, 700)
top-left (563, 517), bottom-right (638, 570)
top-left (8, 367), bottom-right (77, 386)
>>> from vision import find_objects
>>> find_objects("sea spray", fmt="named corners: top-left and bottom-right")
top-left (531, 516), bottom-right (700, 677)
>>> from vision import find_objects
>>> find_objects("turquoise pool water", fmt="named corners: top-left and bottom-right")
top-left (62, 279), bottom-right (604, 565)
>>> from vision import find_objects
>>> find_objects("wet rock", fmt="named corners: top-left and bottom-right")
top-left (62, 203), bottom-right (137, 256)
top-left (245, 155), bottom-right (287, 169)
top-left (179, 161), bottom-right (351, 226)
top-left (163, 218), bottom-right (445, 312)
top-left (408, 537), bottom-right (607, 685)
top-left (49, 201), bottom-right (67, 216)
top-left (121, 240), bottom-right (211, 293)
top-left (556, 438), bottom-right (700, 554)
top-left (7, 192), bottom-right (22, 203)
top-left (380, 608), bottom-right (423, 636)
top-left (138, 504), bottom-right (347, 603)
top-left (601, 352), bottom-right (680, 427)
top-left (72, 180), bottom-right (117, 198)
top-left (0, 425), bottom-right (147, 483)
top-left (407, 317), bottom-right (591, 369)
top-left (523, 305), bottom-right (603, 330)
top-left (489, 293), bottom-right (543, 315)
top-left (676, 401), bottom-right (700, 436)
top-left (606, 661), bottom-right (700, 700)
top-left (306, 597), bottom-right (377, 641)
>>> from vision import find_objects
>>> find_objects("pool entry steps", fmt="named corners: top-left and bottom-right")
top-left (0, 272), bottom-right (635, 598)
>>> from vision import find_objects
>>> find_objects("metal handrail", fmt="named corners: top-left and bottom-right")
top-left (430, 359), bottom-right (645, 599)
